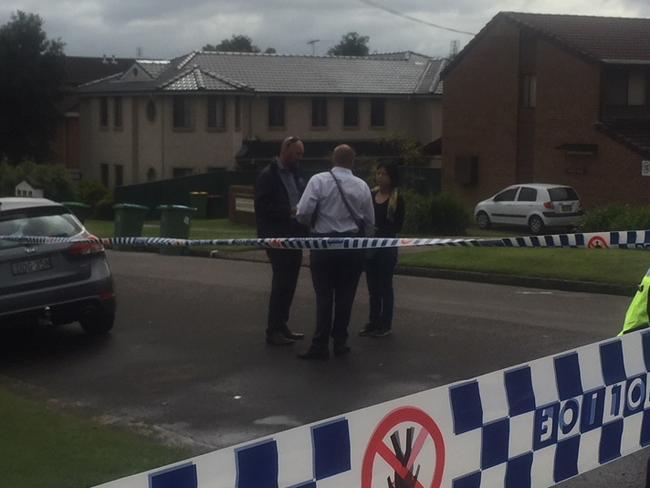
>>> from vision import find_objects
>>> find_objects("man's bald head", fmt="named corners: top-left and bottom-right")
top-left (332, 144), bottom-right (355, 169)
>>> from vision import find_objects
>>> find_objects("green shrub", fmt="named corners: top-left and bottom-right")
top-left (580, 204), bottom-right (650, 232)
top-left (94, 196), bottom-right (115, 221)
top-left (78, 180), bottom-right (110, 207)
top-left (402, 190), bottom-right (432, 234)
top-left (402, 190), bottom-right (470, 236)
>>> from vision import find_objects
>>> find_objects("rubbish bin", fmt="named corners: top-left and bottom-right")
top-left (61, 201), bottom-right (92, 223)
top-left (158, 205), bottom-right (196, 255)
top-left (113, 203), bottom-right (148, 250)
top-left (206, 194), bottom-right (226, 219)
top-left (189, 192), bottom-right (208, 219)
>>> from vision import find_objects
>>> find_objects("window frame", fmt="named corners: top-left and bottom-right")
top-left (172, 96), bottom-right (194, 130)
top-left (311, 97), bottom-right (328, 129)
top-left (207, 95), bottom-right (227, 131)
top-left (268, 96), bottom-right (285, 129)
top-left (370, 98), bottom-right (386, 128)
top-left (113, 97), bottom-right (123, 129)
top-left (343, 97), bottom-right (359, 128)
top-left (99, 97), bottom-right (108, 128)
top-left (114, 164), bottom-right (124, 187)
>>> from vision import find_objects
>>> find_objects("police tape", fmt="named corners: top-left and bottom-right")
top-left (3, 228), bottom-right (650, 250)
top-left (93, 329), bottom-right (650, 488)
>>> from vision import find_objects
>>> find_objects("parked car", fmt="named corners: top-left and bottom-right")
top-left (474, 184), bottom-right (583, 234)
top-left (0, 197), bottom-right (115, 334)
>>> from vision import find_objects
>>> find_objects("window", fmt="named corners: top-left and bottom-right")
top-left (113, 97), bottom-right (122, 128)
top-left (268, 97), bottom-right (285, 128)
top-left (146, 100), bottom-right (156, 122)
top-left (235, 96), bottom-right (241, 131)
top-left (99, 97), bottom-right (108, 127)
top-left (628, 73), bottom-right (647, 106)
top-left (493, 188), bottom-right (518, 202)
top-left (172, 167), bottom-right (193, 178)
top-left (343, 97), bottom-right (359, 127)
top-left (370, 98), bottom-right (386, 127)
top-left (606, 71), bottom-right (647, 106)
top-left (311, 97), bottom-right (328, 127)
top-left (548, 187), bottom-right (579, 201)
top-left (207, 96), bottom-right (226, 129)
top-left (517, 187), bottom-right (537, 202)
top-left (521, 74), bottom-right (536, 108)
top-left (100, 163), bottom-right (109, 187)
top-left (115, 164), bottom-right (124, 187)
top-left (173, 96), bottom-right (193, 129)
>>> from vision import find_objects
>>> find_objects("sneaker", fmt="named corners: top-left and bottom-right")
top-left (359, 324), bottom-right (377, 337)
top-left (266, 330), bottom-right (295, 346)
top-left (370, 328), bottom-right (392, 338)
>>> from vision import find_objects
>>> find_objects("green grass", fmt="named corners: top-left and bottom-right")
top-left (85, 218), bottom-right (256, 240)
top-left (0, 387), bottom-right (189, 488)
top-left (399, 247), bottom-right (650, 285)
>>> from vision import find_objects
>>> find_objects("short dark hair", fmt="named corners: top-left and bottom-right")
top-left (377, 161), bottom-right (400, 187)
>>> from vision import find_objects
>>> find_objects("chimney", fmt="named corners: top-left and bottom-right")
top-left (111, 54), bottom-right (118, 65)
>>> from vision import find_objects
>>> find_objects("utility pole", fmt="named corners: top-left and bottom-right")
top-left (307, 39), bottom-right (320, 56)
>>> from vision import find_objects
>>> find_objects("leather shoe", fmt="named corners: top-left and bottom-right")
top-left (282, 328), bottom-right (305, 340)
top-left (298, 348), bottom-right (329, 360)
top-left (334, 345), bottom-right (351, 357)
top-left (266, 331), bottom-right (295, 346)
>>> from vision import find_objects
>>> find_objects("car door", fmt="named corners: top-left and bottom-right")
top-left (514, 186), bottom-right (538, 225)
top-left (490, 187), bottom-right (520, 225)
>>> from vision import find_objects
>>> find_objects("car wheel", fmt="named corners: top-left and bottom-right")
top-left (79, 311), bottom-right (114, 335)
top-left (528, 215), bottom-right (545, 235)
top-left (476, 212), bottom-right (491, 229)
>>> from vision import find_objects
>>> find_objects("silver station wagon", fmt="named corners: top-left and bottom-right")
top-left (0, 197), bottom-right (115, 334)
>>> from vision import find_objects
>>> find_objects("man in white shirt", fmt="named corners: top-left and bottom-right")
top-left (295, 144), bottom-right (374, 360)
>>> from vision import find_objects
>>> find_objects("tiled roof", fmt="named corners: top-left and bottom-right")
top-left (78, 51), bottom-right (444, 96)
top-left (504, 12), bottom-right (650, 62)
top-left (596, 119), bottom-right (650, 157)
top-left (62, 56), bottom-right (134, 86)
top-left (136, 60), bottom-right (170, 78)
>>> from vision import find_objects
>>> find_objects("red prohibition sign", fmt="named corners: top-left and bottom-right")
top-left (588, 236), bottom-right (609, 249)
top-left (362, 406), bottom-right (445, 488)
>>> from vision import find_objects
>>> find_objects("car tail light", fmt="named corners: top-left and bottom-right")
top-left (543, 201), bottom-right (554, 209)
top-left (67, 236), bottom-right (105, 256)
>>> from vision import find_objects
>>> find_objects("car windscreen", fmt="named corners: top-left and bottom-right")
top-left (0, 207), bottom-right (82, 250)
top-left (548, 187), bottom-right (579, 201)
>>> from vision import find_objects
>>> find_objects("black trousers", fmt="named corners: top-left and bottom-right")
top-left (309, 248), bottom-right (365, 350)
top-left (366, 247), bottom-right (398, 329)
top-left (266, 249), bottom-right (303, 336)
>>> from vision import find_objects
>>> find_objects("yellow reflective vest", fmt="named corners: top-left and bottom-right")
top-left (619, 268), bottom-right (650, 336)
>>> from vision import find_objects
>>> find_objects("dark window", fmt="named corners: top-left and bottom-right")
top-left (146, 100), bottom-right (156, 122)
top-left (235, 96), bottom-right (241, 131)
top-left (268, 97), bottom-right (285, 127)
top-left (172, 167), bottom-right (193, 178)
top-left (517, 187), bottom-right (537, 201)
top-left (173, 96), bottom-right (192, 128)
top-left (113, 97), bottom-right (122, 128)
top-left (343, 97), bottom-right (359, 127)
top-left (100, 163), bottom-right (109, 187)
top-left (99, 97), bottom-right (108, 127)
top-left (115, 164), bottom-right (124, 186)
top-left (493, 188), bottom-right (518, 202)
top-left (605, 72), bottom-right (628, 106)
top-left (628, 73), bottom-right (646, 106)
top-left (207, 96), bottom-right (226, 129)
top-left (311, 97), bottom-right (328, 127)
top-left (548, 187), bottom-right (579, 201)
top-left (370, 98), bottom-right (385, 127)
top-left (521, 75), bottom-right (536, 108)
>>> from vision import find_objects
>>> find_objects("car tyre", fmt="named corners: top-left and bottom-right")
top-left (528, 215), bottom-right (545, 235)
top-left (476, 211), bottom-right (491, 230)
top-left (79, 311), bottom-right (114, 335)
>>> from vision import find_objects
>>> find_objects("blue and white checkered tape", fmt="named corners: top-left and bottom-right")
top-left (93, 329), bottom-right (650, 488)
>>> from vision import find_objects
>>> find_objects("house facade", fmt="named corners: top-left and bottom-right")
top-left (442, 12), bottom-right (650, 208)
top-left (78, 51), bottom-right (445, 188)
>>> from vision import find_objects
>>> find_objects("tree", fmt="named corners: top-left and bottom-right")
top-left (327, 32), bottom-right (370, 56)
top-left (203, 35), bottom-right (261, 53)
top-left (0, 11), bottom-right (65, 164)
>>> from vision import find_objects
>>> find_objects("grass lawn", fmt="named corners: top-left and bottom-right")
top-left (0, 387), bottom-right (189, 488)
top-left (399, 247), bottom-right (650, 286)
top-left (85, 218), bottom-right (256, 240)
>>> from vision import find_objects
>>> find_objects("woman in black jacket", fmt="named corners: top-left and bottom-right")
top-left (360, 162), bottom-right (405, 337)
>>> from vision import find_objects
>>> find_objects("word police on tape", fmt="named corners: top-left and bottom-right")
top-left (94, 329), bottom-right (650, 488)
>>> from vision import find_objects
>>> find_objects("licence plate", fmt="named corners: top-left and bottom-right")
top-left (11, 257), bottom-right (52, 276)
top-left (561, 204), bottom-right (572, 212)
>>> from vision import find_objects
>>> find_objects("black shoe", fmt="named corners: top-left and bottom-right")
top-left (298, 348), bottom-right (329, 360)
top-left (282, 328), bottom-right (305, 340)
top-left (359, 323), bottom-right (377, 337)
top-left (370, 328), bottom-right (392, 338)
top-left (266, 331), bottom-right (295, 346)
top-left (334, 345), bottom-right (351, 357)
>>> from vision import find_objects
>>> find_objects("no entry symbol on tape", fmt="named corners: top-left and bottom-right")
top-left (361, 407), bottom-right (445, 488)
top-left (588, 236), bottom-right (609, 248)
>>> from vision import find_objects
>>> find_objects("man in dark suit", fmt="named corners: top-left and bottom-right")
top-left (254, 136), bottom-right (308, 345)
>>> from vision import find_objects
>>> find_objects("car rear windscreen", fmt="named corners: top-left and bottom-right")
top-left (0, 208), bottom-right (82, 249)
top-left (548, 187), bottom-right (579, 201)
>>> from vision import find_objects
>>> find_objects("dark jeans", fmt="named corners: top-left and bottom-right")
top-left (266, 249), bottom-right (303, 336)
top-left (309, 248), bottom-right (365, 350)
top-left (365, 247), bottom-right (398, 329)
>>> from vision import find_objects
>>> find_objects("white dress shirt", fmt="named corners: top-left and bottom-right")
top-left (296, 167), bottom-right (375, 235)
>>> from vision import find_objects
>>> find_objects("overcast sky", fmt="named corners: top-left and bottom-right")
top-left (2, 0), bottom-right (650, 60)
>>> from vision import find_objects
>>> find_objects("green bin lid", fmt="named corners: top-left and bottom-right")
top-left (113, 203), bottom-right (149, 211)
top-left (156, 205), bottom-right (197, 211)
top-left (190, 191), bottom-right (208, 195)
top-left (61, 201), bottom-right (91, 209)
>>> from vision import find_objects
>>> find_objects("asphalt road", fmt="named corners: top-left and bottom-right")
top-left (0, 250), bottom-right (647, 487)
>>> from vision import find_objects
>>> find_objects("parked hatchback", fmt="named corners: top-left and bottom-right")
top-left (0, 197), bottom-right (115, 334)
top-left (474, 184), bottom-right (583, 234)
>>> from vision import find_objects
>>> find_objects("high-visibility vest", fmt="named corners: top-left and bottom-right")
top-left (619, 268), bottom-right (650, 336)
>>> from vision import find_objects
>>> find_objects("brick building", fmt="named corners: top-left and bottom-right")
top-left (442, 12), bottom-right (650, 209)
